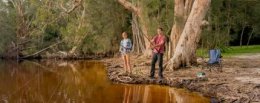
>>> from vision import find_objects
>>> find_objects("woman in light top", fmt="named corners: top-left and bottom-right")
top-left (119, 32), bottom-right (132, 75)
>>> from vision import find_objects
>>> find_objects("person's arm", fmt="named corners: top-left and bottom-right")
top-left (153, 40), bottom-right (165, 47)
top-left (124, 39), bottom-right (132, 49)
top-left (149, 36), bottom-right (156, 49)
top-left (119, 41), bottom-right (123, 52)
top-left (150, 36), bottom-right (156, 43)
top-left (151, 36), bottom-right (165, 48)
top-left (128, 39), bottom-right (132, 49)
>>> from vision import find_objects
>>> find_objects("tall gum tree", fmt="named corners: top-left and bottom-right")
top-left (168, 0), bottom-right (194, 58)
top-left (166, 0), bottom-right (211, 70)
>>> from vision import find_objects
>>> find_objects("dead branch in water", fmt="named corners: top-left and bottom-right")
top-left (21, 41), bottom-right (63, 59)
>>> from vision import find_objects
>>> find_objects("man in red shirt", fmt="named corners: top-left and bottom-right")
top-left (149, 27), bottom-right (166, 79)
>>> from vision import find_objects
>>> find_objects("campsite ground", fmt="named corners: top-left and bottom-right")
top-left (103, 46), bottom-right (260, 103)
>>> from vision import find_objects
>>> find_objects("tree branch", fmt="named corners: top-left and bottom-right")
top-left (60, 0), bottom-right (82, 14)
top-left (20, 41), bottom-right (63, 59)
top-left (117, 0), bottom-right (139, 15)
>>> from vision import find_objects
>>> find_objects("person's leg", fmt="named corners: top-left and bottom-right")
top-left (158, 53), bottom-right (164, 78)
top-left (150, 53), bottom-right (157, 78)
top-left (122, 55), bottom-right (127, 73)
top-left (126, 54), bottom-right (131, 74)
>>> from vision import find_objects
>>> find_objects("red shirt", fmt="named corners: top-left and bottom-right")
top-left (152, 34), bottom-right (165, 53)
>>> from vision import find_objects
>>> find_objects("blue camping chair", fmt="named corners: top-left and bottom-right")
top-left (207, 49), bottom-right (223, 72)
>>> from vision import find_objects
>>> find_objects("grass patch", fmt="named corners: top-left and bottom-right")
top-left (197, 45), bottom-right (260, 57)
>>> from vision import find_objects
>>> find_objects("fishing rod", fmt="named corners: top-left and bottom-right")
top-left (142, 33), bottom-right (160, 53)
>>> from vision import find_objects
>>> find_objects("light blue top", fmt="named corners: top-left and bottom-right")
top-left (119, 38), bottom-right (132, 54)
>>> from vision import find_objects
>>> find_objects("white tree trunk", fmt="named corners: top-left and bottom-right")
top-left (168, 0), bottom-right (194, 58)
top-left (166, 0), bottom-right (211, 70)
top-left (132, 14), bottom-right (146, 54)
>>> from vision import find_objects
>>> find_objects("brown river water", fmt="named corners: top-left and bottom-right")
top-left (0, 60), bottom-right (210, 103)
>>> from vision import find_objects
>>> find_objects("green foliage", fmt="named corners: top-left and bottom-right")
top-left (78, 0), bottom-right (129, 54)
top-left (197, 45), bottom-right (260, 57)
top-left (0, 0), bottom-right (130, 55)
top-left (223, 45), bottom-right (260, 56)
top-left (138, 0), bottom-right (174, 36)
top-left (0, 1), bottom-right (16, 54)
top-left (201, 0), bottom-right (260, 50)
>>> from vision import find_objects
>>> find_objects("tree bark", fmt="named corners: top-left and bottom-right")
top-left (9, 0), bottom-right (30, 59)
top-left (240, 25), bottom-right (246, 47)
top-left (168, 0), bottom-right (194, 58)
top-left (247, 28), bottom-right (254, 46)
top-left (166, 0), bottom-right (211, 70)
top-left (132, 13), bottom-right (146, 54)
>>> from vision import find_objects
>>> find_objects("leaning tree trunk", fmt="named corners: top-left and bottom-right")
top-left (139, 16), bottom-right (152, 57)
top-left (117, 0), bottom-right (151, 56)
top-left (166, 0), bottom-right (211, 70)
top-left (10, 0), bottom-right (30, 59)
top-left (247, 28), bottom-right (254, 46)
top-left (167, 0), bottom-right (194, 58)
top-left (240, 25), bottom-right (246, 47)
top-left (132, 13), bottom-right (146, 54)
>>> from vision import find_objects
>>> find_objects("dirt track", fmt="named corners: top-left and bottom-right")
top-left (103, 54), bottom-right (260, 103)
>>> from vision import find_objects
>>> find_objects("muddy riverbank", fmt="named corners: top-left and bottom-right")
top-left (103, 54), bottom-right (260, 103)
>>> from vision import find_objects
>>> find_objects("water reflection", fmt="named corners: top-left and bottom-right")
top-left (0, 60), bottom-right (209, 103)
top-left (122, 85), bottom-right (209, 103)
